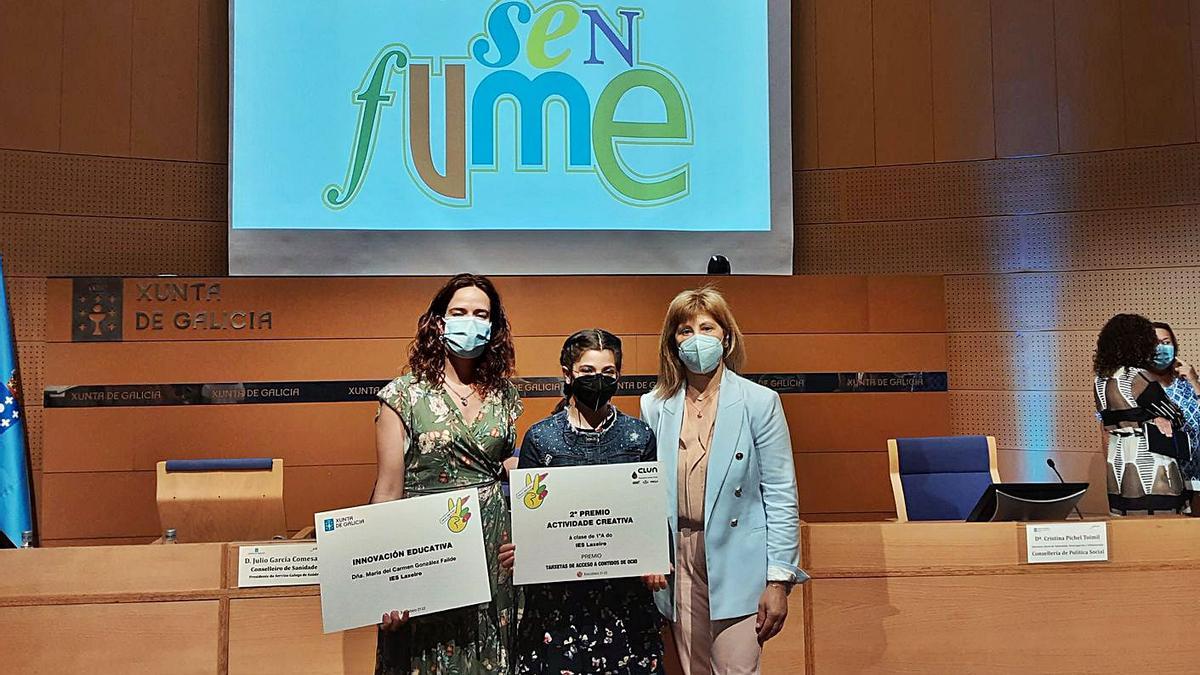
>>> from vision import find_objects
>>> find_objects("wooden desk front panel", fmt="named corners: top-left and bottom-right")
top-left (0, 542), bottom-right (222, 600)
top-left (0, 600), bottom-right (220, 675)
top-left (810, 569), bottom-right (1200, 673)
top-left (228, 595), bottom-right (375, 675)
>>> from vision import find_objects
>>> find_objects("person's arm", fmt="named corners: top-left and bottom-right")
top-left (500, 429), bottom-right (541, 573)
top-left (639, 393), bottom-right (659, 430)
top-left (372, 404), bottom-right (407, 503)
top-left (1177, 360), bottom-right (1200, 393)
top-left (755, 392), bottom-right (803, 582)
top-left (516, 428), bottom-right (540, 469)
top-left (373, 402), bottom-right (411, 632)
top-left (753, 391), bottom-right (806, 643)
top-left (641, 426), bottom-right (658, 462)
top-left (637, 425), bottom-right (669, 591)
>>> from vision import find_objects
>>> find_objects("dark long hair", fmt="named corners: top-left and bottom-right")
top-left (1152, 321), bottom-right (1179, 358)
top-left (1093, 313), bottom-right (1157, 377)
top-left (554, 329), bottom-right (623, 413)
top-left (408, 274), bottom-right (516, 394)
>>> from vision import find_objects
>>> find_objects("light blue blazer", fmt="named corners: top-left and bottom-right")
top-left (641, 371), bottom-right (807, 621)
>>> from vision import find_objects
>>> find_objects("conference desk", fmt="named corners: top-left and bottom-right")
top-left (2, 518), bottom-right (1198, 673)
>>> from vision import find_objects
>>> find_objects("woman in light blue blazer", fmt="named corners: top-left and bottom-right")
top-left (641, 286), bottom-right (806, 675)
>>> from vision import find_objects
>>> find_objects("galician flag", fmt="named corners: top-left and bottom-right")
top-left (0, 256), bottom-right (33, 548)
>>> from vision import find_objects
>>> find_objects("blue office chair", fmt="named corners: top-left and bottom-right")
top-left (888, 436), bottom-right (1000, 522)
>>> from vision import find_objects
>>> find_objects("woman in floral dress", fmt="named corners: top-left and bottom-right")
top-left (373, 274), bottom-right (523, 674)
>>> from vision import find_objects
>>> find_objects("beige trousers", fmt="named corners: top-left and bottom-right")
top-left (671, 528), bottom-right (761, 675)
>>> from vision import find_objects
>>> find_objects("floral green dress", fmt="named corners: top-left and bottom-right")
top-left (375, 373), bottom-right (523, 674)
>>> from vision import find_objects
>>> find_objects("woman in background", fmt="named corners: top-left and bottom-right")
top-left (372, 273), bottom-right (523, 674)
top-left (1093, 313), bottom-right (1187, 515)
top-left (641, 286), bottom-right (806, 675)
top-left (1146, 322), bottom-right (1200, 503)
top-left (499, 329), bottom-right (664, 674)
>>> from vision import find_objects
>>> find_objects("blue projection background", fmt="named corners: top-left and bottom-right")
top-left (231, 0), bottom-right (772, 232)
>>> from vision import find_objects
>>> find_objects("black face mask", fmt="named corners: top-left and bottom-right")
top-left (568, 374), bottom-right (619, 411)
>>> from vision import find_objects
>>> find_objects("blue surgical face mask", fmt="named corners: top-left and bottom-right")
top-left (442, 316), bottom-right (492, 359)
top-left (678, 334), bottom-right (725, 375)
top-left (1153, 343), bottom-right (1176, 370)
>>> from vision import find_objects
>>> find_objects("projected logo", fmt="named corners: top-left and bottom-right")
top-left (323, 0), bottom-right (691, 210)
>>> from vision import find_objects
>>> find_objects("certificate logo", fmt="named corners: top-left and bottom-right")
top-left (323, 518), bottom-right (335, 532)
top-left (445, 495), bottom-right (472, 533)
top-left (521, 472), bottom-right (549, 510)
top-left (633, 465), bottom-right (659, 485)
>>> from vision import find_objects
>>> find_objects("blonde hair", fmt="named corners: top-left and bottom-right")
top-left (652, 285), bottom-right (746, 399)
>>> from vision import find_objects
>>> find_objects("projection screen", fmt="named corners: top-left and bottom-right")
top-left (229, 0), bottom-right (793, 275)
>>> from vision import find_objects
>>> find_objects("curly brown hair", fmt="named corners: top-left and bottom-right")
top-left (407, 274), bottom-right (516, 393)
top-left (1093, 313), bottom-right (1157, 377)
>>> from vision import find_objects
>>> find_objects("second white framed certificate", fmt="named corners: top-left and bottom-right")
top-left (510, 462), bottom-right (670, 585)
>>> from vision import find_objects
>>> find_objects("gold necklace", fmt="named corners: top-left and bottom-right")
top-left (443, 380), bottom-right (476, 407)
top-left (685, 388), bottom-right (718, 419)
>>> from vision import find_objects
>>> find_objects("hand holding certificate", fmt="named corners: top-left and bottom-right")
top-left (510, 462), bottom-right (669, 585)
top-left (315, 488), bottom-right (491, 633)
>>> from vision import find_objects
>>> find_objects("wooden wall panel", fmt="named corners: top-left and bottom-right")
top-left (793, 0), bottom-right (820, 169)
top-left (131, 0), bottom-right (200, 160)
top-left (37, 274), bottom-right (945, 539)
top-left (996, 448), bottom-right (1108, 514)
top-left (1194, 0), bottom-right (1200, 131)
top-left (948, 331), bottom-right (1098, 392)
top-left (867, 275), bottom-right (946, 332)
top-left (931, 0), bottom-right (995, 161)
top-left (40, 464), bottom-right (376, 540)
top-left (0, 601), bottom-right (220, 675)
top-left (0, 214), bottom-right (224, 277)
top-left (0, 0), bottom-right (63, 151)
top-left (946, 268), bottom-right (1200, 332)
top-left (40, 392), bottom-right (946, 469)
top-left (61, 0), bottom-right (133, 155)
top-left (871, 0), bottom-right (934, 165)
top-left (1121, 0), bottom-right (1196, 147)
top-left (784, 394), bottom-right (951, 453)
top-left (198, 0), bottom-right (230, 163)
top-left (991, 0), bottom-right (1058, 157)
top-left (815, 0), bottom-right (875, 167)
top-left (43, 404), bottom-right (378, 472)
top-left (798, 205), bottom-right (1200, 275)
top-left (795, 451), bottom-right (896, 514)
top-left (795, 144), bottom-right (1200, 225)
top-left (0, 149), bottom-right (226, 221)
top-left (632, 333), bottom-right (946, 375)
top-left (44, 337), bottom-right (579, 383)
top-left (41, 275), bottom-right (881, 342)
top-left (1055, 0), bottom-right (1126, 152)
top-left (949, 390), bottom-right (1097, 452)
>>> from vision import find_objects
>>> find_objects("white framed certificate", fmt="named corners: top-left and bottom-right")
top-left (315, 488), bottom-right (490, 633)
top-left (510, 462), bottom-right (670, 585)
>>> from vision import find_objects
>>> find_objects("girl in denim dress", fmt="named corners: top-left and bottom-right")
top-left (500, 329), bottom-right (666, 675)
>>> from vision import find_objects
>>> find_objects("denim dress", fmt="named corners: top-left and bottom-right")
top-left (514, 409), bottom-right (666, 675)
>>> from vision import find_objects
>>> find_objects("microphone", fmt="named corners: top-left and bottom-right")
top-left (1046, 458), bottom-right (1084, 521)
